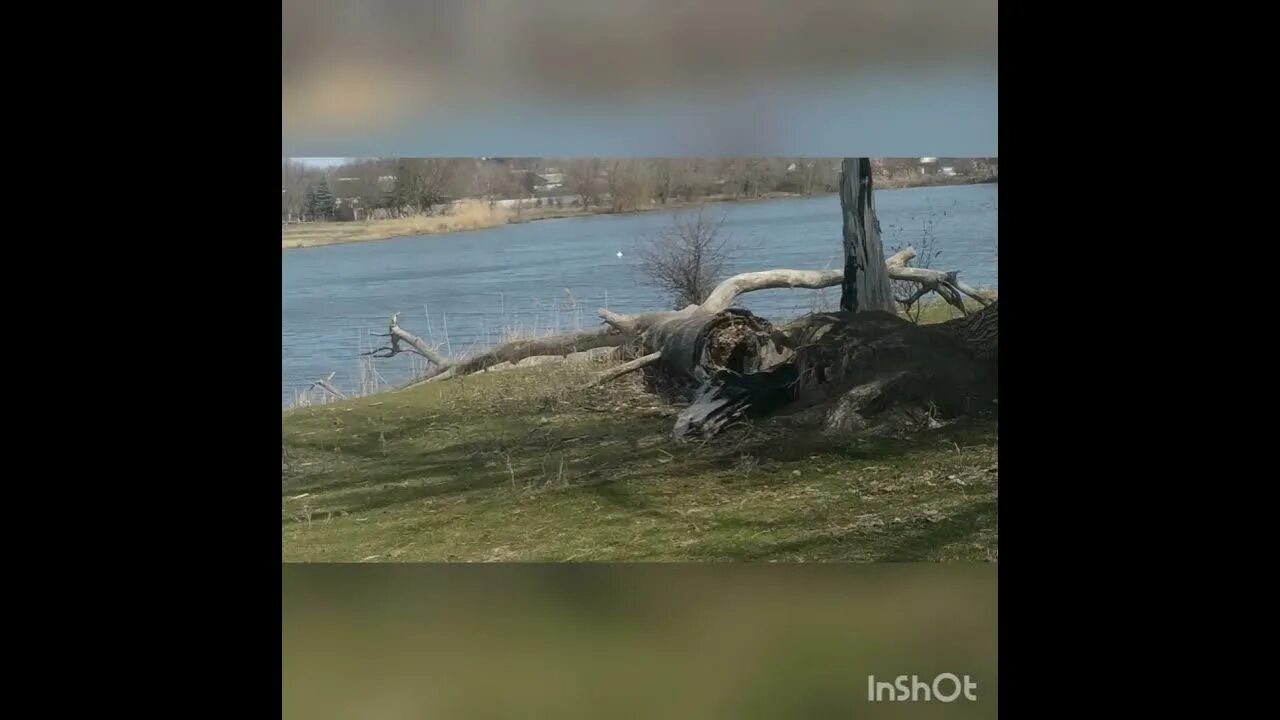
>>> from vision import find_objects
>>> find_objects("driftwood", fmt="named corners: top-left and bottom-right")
top-left (364, 313), bottom-right (451, 368)
top-left (587, 352), bottom-right (661, 387)
top-left (887, 248), bottom-right (992, 316)
top-left (382, 269), bottom-right (854, 391)
top-left (310, 372), bottom-right (348, 400)
top-left (363, 238), bottom-right (992, 442)
top-left (347, 276), bottom-right (995, 442)
top-left (396, 326), bottom-right (632, 389)
top-left (447, 326), bottom-right (627, 378)
top-left (377, 251), bottom-right (988, 391)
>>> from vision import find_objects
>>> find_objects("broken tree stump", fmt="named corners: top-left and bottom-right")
top-left (669, 302), bottom-right (998, 441)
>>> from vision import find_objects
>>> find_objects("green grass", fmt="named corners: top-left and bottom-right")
top-left (282, 309), bottom-right (997, 562)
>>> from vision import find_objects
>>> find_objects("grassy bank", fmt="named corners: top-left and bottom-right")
top-left (282, 301), bottom-right (997, 562)
top-left (282, 177), bottom-right (996, 250)
top-left (282, 195), bottom-right (802, 249)
top-left (283, 200), bottom-right (509, 249)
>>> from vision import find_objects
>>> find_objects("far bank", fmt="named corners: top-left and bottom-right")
top-left (282, 176), bottom-right (996, 250)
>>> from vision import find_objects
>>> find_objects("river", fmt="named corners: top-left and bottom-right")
top-left (282, 183), bottom-right (997, 404)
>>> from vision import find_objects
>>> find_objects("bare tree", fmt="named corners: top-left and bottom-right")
top-left (652, 159), bottom-right (674, 204)
top-left (635, 206), bottom-right (735, 309)
top-left (394, 159), bottom-right (460, 214)
top-left (606, 159), bottom-right (650, 213)
top-left (717, 158), bottom-right (744, 198)
top-left (565, 159), bottom-right (602, 209)
top-left (794, 158), bottom-right (837, 196)
top-left (473, 160), bottom-right (511, 205)
top-left (744, 158), bottom-right (785, 199)
top-left (282, 159), bottom-right (318, 222)
top-left (343, 158), bottom-right (395, 220)
top-left (672, 159), bottom-right (712, 202)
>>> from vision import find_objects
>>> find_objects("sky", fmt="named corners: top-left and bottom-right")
top-left (293, 157), bottom-right (350, 167)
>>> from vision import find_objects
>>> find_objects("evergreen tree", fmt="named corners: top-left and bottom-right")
top-left (310, 178), bottom-right (336, 220)
top-left (303, 184), bottom-right (317, 221)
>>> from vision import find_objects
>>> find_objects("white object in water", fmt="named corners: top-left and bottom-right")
top-left (616, 251), bottom-right (624, 258)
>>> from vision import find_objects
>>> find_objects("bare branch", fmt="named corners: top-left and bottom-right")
top-left (886, 246), bottom-right (992, 312)
top-left (701, 269), bottom-right (844, 314)
top-left (896, 284), bottom-right (933, 307)
top-left (587, 352), bottom-right (662, 387)
top-left (394, 326), bottom-right (631, 391)
top-left (598, 307), bottom-right (693, 334)
top-left (387, 313), bottom-right (449, 367)
top-left (447, 326), bottom-right (626, 377)
top-left (309, 373), bottom-right (348, 400)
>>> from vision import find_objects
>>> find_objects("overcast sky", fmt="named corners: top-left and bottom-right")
top-left (293, 157), bottom-right (350, 167)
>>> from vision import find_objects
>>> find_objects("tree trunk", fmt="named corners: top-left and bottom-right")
top-left (669, 304), bottom-right (998, 441)
top-left (839, 158), bottom-right (895, 314)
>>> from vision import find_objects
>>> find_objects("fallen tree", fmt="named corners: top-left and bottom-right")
top-left (385, 251), bottom-right (985, 383)
top-left (365, 248), bottom-right (994, 440)
top-left (384, 269), bottom-right (853, 391)
top-left (665, 302), bottom-right (998, 440)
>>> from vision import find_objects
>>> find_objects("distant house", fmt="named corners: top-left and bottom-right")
top-left (507, 168), bottom-right (564, 193)
top-left (537, 172), bottom-right (565, 191)
top-left (939, 166), bottom-right (957, 177)
top-left (332, 178), bottom-right (364, 221)
top-left (331, 175), bottom-right (397, 221)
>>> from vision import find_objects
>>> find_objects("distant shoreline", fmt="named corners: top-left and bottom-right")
top-left (282, 175), bottom-right (996, 250)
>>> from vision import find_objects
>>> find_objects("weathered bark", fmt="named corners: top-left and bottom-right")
top-left (597, 267), bottom-right (845, 333)
top-left (446, 327), bottom-right (628, 377)
top-left (386, 255), bottom-right (985, 390)
top-left (887, 248), bottom-right (992, 315)
top-left (839, 158), bottom-right (895, 314)
top-left (700, 269), bottom-right (844, 314)
top-left (588, 352), bottom-right (661, 387)
top-left (635, 308), bottom-right (794, 401)
top-left (670, 304), bottom-right (998, 441)
top-left (599, 307), bottom-right (696, 335)
top-left (395, 326), bottom-right (631, 390)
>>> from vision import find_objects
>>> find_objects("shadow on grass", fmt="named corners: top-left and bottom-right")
top-left (871, 500), bottom-right (997, 561)
top-left (284, 419), bottom-right (679, 517)
top-left (284, 408), bottom-right (997, 526)
top-left (694, 499), bottom-right (997, 562)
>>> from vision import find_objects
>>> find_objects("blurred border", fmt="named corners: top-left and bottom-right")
top-left (284, 564), bottom-right (996, 719)
top-left (282, 3), bottom-right (999, 716)
top-left (283, 0), bottom-right (996, 157)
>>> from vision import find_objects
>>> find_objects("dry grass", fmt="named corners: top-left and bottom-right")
top-left (282, 200), bottom-right (510, 249)
top-left (282, 351), bottom-right (997, 562)
top-left (283, 194), bottom-right (829, 250)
